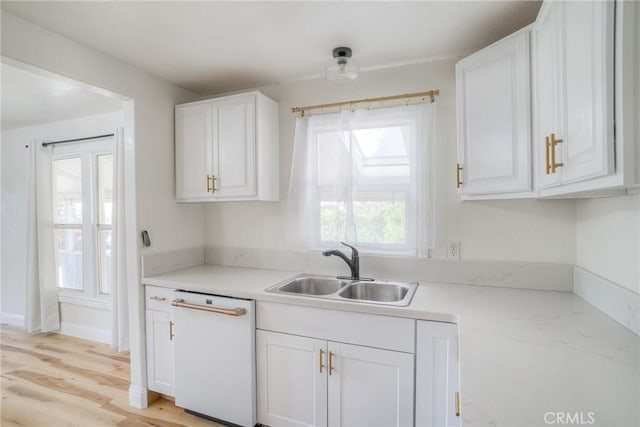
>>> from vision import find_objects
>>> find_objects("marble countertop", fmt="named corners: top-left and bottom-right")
top-left (143, 264), bottom-right (639, 427)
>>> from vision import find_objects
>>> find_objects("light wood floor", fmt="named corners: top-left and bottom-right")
top-left (1, 324), bottom-right (221, 427)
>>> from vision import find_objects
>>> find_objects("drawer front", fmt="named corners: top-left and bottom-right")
top-left (257, 301), bottom-right (415, 353)
top-left (145, 285), bottom-right (174, 311)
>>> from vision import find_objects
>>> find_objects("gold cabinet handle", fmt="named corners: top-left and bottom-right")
top-left (319, 348), bottom-right (326, 374)
top-left (206, 174), bottom-right (213, 193)
top-left (328, 351), bottom-right (334, 376)
top-left (149, 296), bottom-right (166, 301)
top-left (456, 163), bottom-right (463, 189)
top-left (550, 133), bottom-right (564, 173)
top-left (171, 299), bottom-right (246, 316)
top-left (211, 175), bottom-right (217, 193)
top-left (545, 136), bottom-right (551, 175)
top-left (455, 391), bottom-right (460, 417)
top-left (169, 320), bottom-right (174, 341)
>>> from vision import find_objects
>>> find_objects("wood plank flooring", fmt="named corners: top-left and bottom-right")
top-left (1, 325), bottom-right (221, 426)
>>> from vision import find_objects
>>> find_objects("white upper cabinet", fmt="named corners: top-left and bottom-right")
top-left (457, 0), bottom-right (638, 199)
top-left (561, 0), bottom-right (615, 184)
top-left (456, 28), bottom-right (532, 198)
top-left (533, 0), bottom-right (616, 193)
top-left (175, 102), bottom-right (213, 200)
top-left (532, 0), bottom-right (564, 190)
top-left (175, 91), bottom-right (279, 202)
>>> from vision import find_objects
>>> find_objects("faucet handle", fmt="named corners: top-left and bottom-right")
top-left (340, 241), bottom-right (358, 259)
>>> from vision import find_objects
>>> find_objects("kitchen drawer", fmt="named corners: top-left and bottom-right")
top-left (145, 285), bottom-right (174, 311)
top-left (256, 301), bottom-right (415, 353)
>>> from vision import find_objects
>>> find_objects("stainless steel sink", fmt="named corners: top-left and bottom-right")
top-left (339, 281), bottom-right (409, 303)
top-left (266, 274), bottom-right (418, 307)
top-left (277, 276), bottom-right (350, 295)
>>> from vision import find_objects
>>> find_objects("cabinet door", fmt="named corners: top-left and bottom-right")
top-left (256, 330), bottom-right (327, 427)
top-left (561, 0), bottom-right (615, 184)
top-left (327, 342), bottom-right (414, 427)
top-left (415, 321), bottom-right (459, 427)
top-left (212, 93), bottom-right (256, 199)
top-left (456, 30), bottom-right (531, 196)
top-left (532, 0), bottom-right (564, 189)
top-left (175, 103), bottom-right (213, 200)
top-left (145, 309), bottom-right (174, 396)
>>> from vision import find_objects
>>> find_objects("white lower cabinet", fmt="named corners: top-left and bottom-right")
top-left (415, 321), bottom-right (460, 427)
top-left (144, 286), bottom-right (175, 396)
top-left (257, 330), bottom-right (414, 427)
top-left (328, 342), bottom-right (414, 427)
top-left (257, 331), bottom-right (327, 427)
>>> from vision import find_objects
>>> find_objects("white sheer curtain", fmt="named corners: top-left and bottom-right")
top-left (25, 142), bottom-right (60, 333)
top-left (111, 128), bottom-right (129, 352)
top-left (287, 103), bottom-right (436, 257)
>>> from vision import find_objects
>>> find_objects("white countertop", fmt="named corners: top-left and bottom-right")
top-left (143, 264), bottom-right (639, 426)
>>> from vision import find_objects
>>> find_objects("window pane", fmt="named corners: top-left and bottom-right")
top-left (55, 228), bottom-right (83, 290)
top-left (53, 158), bottom-right (82, 224)
top-left (98, 229), bottom-right (112, 294)
top-left (97, 154), bottom-right (114, 225)
top-left (320, 200), bottom-right (347, 242)
top-left (353, 200), bottom-right (406, 245)
top-left (317, 131), bottom-right (352, 187)
top-left (353, 126), bottom-right (410, 179)
top-left (353, 127), bottom-right (408, 159)
top-left (320, 198), bottom-right (407, 245)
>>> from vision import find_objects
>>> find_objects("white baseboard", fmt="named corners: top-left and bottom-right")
top-left (129, 385), bottom-right (149, 409)
top-left (1, 313), bottom-right (25, 327)
top-left (574, 266), bottom-right (640, 336)
top-left (59, 322), bottom-right (111, 344)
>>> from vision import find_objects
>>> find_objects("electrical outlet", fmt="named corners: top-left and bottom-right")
top-left (447, 241), bottom-right (461, 260)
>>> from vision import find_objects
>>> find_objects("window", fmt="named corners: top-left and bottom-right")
top-left (52, 140), bottom-right (114, 297)
top-left (289, 104), bottom-right (435, 257)
top-left (53, 158), bottom-right (83, 290)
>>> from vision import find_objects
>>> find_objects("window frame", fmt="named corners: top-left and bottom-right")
top-left (306, 108), bottom-right (425, 256)
top-left (52, 139), bottom-right (114, 302)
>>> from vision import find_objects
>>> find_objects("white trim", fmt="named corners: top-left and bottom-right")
top-left (574, 266), bottom-right (640, 336)
top-left (626, 186), bottom-right (640, 195)
top-left (1, 313), bottom-right (25, 327)
top-left (58, 292), bottom-right (111, 310)
top-left (128, 385), bottom-right (149, 409)
top-left (59, 322), bottom-right (111, 344)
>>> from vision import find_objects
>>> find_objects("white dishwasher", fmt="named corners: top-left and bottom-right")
top-left (172, 290), bottom-right (255, 427)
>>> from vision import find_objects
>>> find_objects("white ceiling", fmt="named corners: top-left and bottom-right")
top-left (1, 1), bottom-right (542, 95)
top-left (1, 63), bottom-right (123, 131)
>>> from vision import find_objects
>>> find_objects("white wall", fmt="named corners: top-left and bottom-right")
top-left (1, 12), bottom-right (203, 255)
top-left (1, 111), bottom-right (123, 341)
top-left (1, 128), bottom-right (30, 318)
top-left (576, 195), bottom-right (640, 294)
top-left (1, 11), bottom-right (204, 407)
top-left (203, 60), bottom-right (577, 264)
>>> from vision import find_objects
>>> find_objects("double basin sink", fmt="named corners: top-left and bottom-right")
top-left (266, 275), bottom-right (418, 307)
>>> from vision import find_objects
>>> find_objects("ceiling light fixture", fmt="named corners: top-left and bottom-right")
top-left (325, 47), bottom-right (359, 83)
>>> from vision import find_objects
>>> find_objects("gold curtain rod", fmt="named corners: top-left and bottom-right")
top-left (290, 89), bottom-right (440, 116)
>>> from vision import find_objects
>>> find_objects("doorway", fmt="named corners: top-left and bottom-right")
top-left (1, 58), bottom-right (135, 351)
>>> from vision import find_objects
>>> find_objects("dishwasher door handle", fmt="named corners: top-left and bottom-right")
top-left (171, 299), bottom-right (247, 316)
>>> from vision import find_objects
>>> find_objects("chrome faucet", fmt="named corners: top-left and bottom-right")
top-left (323, 242), bottom-right (372, 281)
